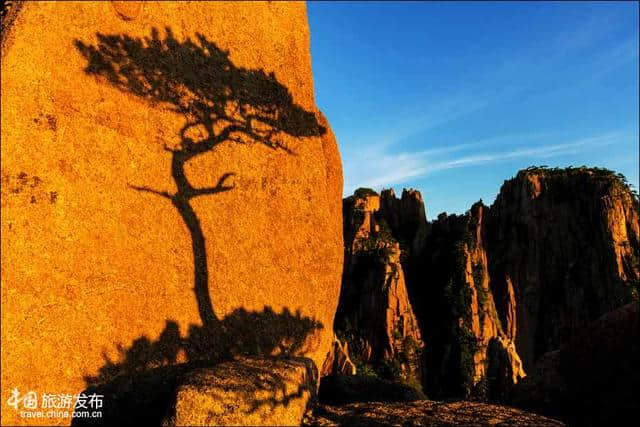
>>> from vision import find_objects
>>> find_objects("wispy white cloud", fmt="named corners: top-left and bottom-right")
top-left (359, 93), bottom-right (492, 152)
top-left (426, 133), bottom-right (622, 172)
top-left (355, 17), bottom-right (627, 161)
top-left (344, 132), bottom-right (626, 194)
top-left (340, 10), bottom-right (636, 196)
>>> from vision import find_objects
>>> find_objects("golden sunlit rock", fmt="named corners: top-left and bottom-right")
top-left (1, 2), bottom-right (342, 425)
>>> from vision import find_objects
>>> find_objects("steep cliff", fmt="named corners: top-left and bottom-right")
top-left (486, 167), bottom-right (640, 369)
top-left (1, 2), bottom-right (342, 425)
top-left (413, 202), bottom-right (524, 400)
top-left (335, 167), bottom-right (638, 404)
top-left (379, 188), bottom-right (429, 254)
top-left (335, 189), bottom-right (424, 387)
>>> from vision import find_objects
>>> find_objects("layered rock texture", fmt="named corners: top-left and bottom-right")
top-left (335, 189), bottom-right (425, 386)
top-left (1, 2), bottom-right (342, 425)
top-left (336, 167), bottom-right (639, 411)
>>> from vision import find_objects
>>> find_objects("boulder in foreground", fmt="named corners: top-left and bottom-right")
top-left (165, 357), bottom-right (317, 426)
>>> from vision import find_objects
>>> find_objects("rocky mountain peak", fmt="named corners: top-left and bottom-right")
top-left (336, 187), bottom-right (425, 388)
top-left (336, 167), bottom-right (638, 409)
top-left (487, 166), bottom-right (639, 369)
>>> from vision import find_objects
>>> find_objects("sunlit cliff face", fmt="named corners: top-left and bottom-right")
top-left (1, 2), bottom-right (343, 425)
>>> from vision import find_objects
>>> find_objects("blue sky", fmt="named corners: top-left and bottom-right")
top-left (307, 1), bottom-right (639, 218)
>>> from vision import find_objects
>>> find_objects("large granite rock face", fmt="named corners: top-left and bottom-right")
top-left (1, 2), bottom-right (343, 425)
top-left (486, 168), bottom-right (640, 369)
top-left (336, 189), bottom-right (424, 386)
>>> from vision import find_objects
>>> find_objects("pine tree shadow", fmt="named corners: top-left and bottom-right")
top-left (72, 28), bottom-right (326, 424)
top-left (74, 307), bottom-right (323, 426)
top-left (75, 27), bottom-right (325, 330)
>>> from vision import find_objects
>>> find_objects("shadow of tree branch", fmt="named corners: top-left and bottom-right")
top-left (72, 27), bottom-right (327, 424)
top-left (75, 26), bottom-right (325, 329)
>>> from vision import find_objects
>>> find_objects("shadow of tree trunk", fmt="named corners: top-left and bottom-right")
top-left (71, 27), bottom-right (328, 423)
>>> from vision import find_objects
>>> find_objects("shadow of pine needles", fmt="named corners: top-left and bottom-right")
top-left (72, 28), bottom-right (326, 424)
